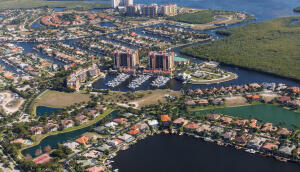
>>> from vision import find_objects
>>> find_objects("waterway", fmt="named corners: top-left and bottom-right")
top-left (35, 106), bottom-right (62, 116)
top-left (194, 104), bottom-right (300, 129)
top-left (111, 134), bottom-right (300, 172)
top-left (30, 22), bottom-right (42, 28)
top-left (21, 110), bottom-right (119, 157)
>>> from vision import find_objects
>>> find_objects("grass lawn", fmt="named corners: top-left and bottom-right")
top-left (0, 0), bottom-right (110, 10)
top-left (33, 90), bottom-right (91, 108)
top-left (30, 108), bottom-right (115, 145)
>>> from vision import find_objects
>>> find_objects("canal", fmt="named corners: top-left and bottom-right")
top-left (21, 110), bottom-right (119, 157)
top-left (111, 134), bottom-right (300, 172)
top-left (194, 104), bottom-right (300, 129)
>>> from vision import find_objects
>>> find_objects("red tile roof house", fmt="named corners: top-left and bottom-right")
top-left (233, 119), bottom-right (248, 127)
top-left (234, 135), bottom-right (251, 145)
top-left (30, 126), bottom-right (44, 135)
top-left (61, 119), bottom-right (75, 128)
top-left (86, 165), bottom-right (105, 172)
top-left (196, 99), bottom-right (209, 106)
top-left (247, 95), bottom-right (261, 101)
top-left (161, 115), bottom-right (171, 127)
top-left (173, 118), bottom-right (188, 128)
top-left (261, 123), bottom-right (277, 132)
top-left (206, 113), bottom-right (221, 121)
top-left (87, 110), bottom-right (99, 118)
top-left (76, 115), bottom-right (88, 124)
top-left (184, 122), bottom-right (199, 131)
top-left (277, 96), bottom-right (291, 104)
top-left (262, 142), bottom-right (280, 153)
top-left (287, 100), bottom-right (300, 107)
top-left (113, 118), bottom-right (128, 125)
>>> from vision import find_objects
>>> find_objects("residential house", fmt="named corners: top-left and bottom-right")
top-left (118, 134), bottom-right (135, 143)
top-left (136, 122), bottom-right (149, 132)
top-left (249, 119), bottom-right (259, 128)
top-left (246, 137), bottom-right (266, 150)
top-left (279, 144), bottom-right (296, 157)
top-left (75, 136), bottom-right (90, 144)
top-left (30, 126), bottom-right (44, 135)
top-left (287, 100), bottom-right (300, 107)
top-left (76, 115), bottom-right (88, 124)
top-left (173, 118), bottom-right (188, 128)
top-left (148, 120), bottom-right (159, 129)
top-left (196, 99), bottom-right (209, 106)
top-left (219, 116), bottom-right (232, 124)
top-left (105, 122), bottom-right (118, 129)
top-left (247, 95), bottom-right (261, 101)
top-left (63, 141), bottom-right (79, 150)
top-left (184, 122), bottom-right (199, 131)
top-left (196, 124), bottom-right (211, 134)
top-left (97, 144), bottom-right (113, 152)
top-left (77, 159), bottom-right (96, 167)
top-left (86, 165), bottom-right (105, 172)
top-left (213, 98), bottom-right (224, 105)
top-left (107, 139), bottom-right (124, 147)
top-left (277, 96), bottom-right (291, 104)
top-left (46, 123), bottom-right (59, 132)
top-left (261, 123), bottom-right (277, 132)
top-left (221, 131), bottom-right (236, 141)
top-left (113, 118), bottom-right (128, 125)
top-left (185, 100), bottom-right (196, 107)
top-left (234, 135), bottom-right (250, 145)
top-left (210, 127), bottom-right (224, 134)
top-left (83, 150), bottom-right (102, 159)
top-left (161, 115), bottom-right (171, 127)
top-left (87, 110), bottom-right (99, 118)
top-left (233, 119), bottom-right (248, 126)
top-left (96, 104), bottom-right (107, 112)
top-left (61, 119), bottom-right (74, 128)
top-left (95, 126), bottom-right (107, 134)
top-left (276, 128), bottom-right (291, 136)
top-left (128, 125), bottom-right (140, 136)
top-left (206, 114), bottom-right (220, 121)
top-left (262, 142), bottom-right (280, 153)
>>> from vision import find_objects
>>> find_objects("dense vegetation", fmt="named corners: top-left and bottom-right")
top-left (0, 0), bottom-right (111, 10)
top-left (181, 17), bottom-right (300, 81)
top-left (293, 6), bottom-right (300, 12)
top-left (166, 9), bottom-right (236, 24)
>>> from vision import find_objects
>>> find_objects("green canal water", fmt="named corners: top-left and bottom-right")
top-left (195, 104), bottom-right (300, 129)
top-left (22, 109), bottom-right (119, 157)
top-left (35, 106), bottom-right (62, 116)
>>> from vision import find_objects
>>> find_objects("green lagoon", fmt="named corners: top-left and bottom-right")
top-left (195, 104), bottom-right (300, 129)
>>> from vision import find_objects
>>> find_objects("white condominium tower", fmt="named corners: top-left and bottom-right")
top-left (112, 0), bottom-right (133, 8)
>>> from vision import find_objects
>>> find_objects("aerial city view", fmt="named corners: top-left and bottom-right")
top-left (1, 0), bottom-right (300, 171)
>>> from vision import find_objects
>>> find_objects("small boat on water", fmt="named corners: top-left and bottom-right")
top-left (204, 138), bottom-right (214, 142)
top-left (179, 132), bottom-right (183, 136)
top-left (194, 135), bottom-right (201, 139)
top-left (245, 149), bottom-right (255, 154)
top-left (235, 146), bottom-right (241, 150)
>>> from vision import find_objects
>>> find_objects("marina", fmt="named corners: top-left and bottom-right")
top-left (128, 75), bottom-right (151, 89)
top-left (105, 73), bottom-right (130, 87)
top-left (151, 76), bottom-right (171, 87)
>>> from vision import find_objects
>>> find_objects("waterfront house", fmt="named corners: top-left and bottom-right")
top-left (234, 135), bottom-right (251, 145)
top-left (87, 110), bottom-right (99, 118)
top-left (206, 114), bottom-right (220, 121)
top-left (233, 119), bottom-right (248, 127)
top-left (136, 122), bottom-right (150, 132)
top-left (279, 144), bottom-right (296, 157)
top-left (96, 104), bottom-right (107, 111)
top-left (219, 116), bottom-right (232, 124)
top-left (46, 123), bottom-right (59, 132)
top-left (287, 100), bottom-right (300, 107)
top-left (75, 136), bottom-right (90, 144)
top-left (76, 115), bottom-right (88, 124)
top-left (210, 127), bottom-right (224, 134)
top-left (246, 137), bottom-right (266, 151)
top-left (118, 134), bottom-right (135, 143)
top-left (184, 122), bottom-right (199, 131)
top-left (213, 98), bottom-right (224, 105)
top-left (161, 115), bottom-right (171, 127)
top-left (276, 128), bottom-right (291, 136)
top-left (128, 125), bottom-right (140, 136)
top-left (290, 87), bottom-right (300, 94)
top-left (221, 131), bottom-right (236, 141)
top-left (113, 118), bottom-right (128, 125)
top-left (247, 95), bottom-right (261, 101)
top-left (30, 126), bottom-right (44, 135)
top-left (196, 124), bottom-right (211, 134)
top-left (95, 126), bottom-right (107, 134)
top-left (86, 165), bottom-right (105, 172)
top-left (196, 99), bottom-right (208, 106)
top-left (249, 83), bottom-right (261, 89)
top-left (61, 119), bottom-right (74, 128)
top-left (173, 118), bottom-right (188, 128)
top-left (262, 142), bottom-right (280, 153)
top-left (105, 122), bottom-right (118, 129)
top-left (185, 100), bottom-right (196, 107)
top-left (77, 159), bottom-right (95, 167)
top-left (261, 82), bottom-right (276, 91)
top-left (97, 144), bottom-right (113, 152)
top-left (107, 139), bottom-right (123, 147)
top-left (63, 141), bottom-right (79, 150)
top-left (261, 123), bottom-right (277, 132)
top-left (148, 120), bottom-right (159, 129)
top-left (277, 96), bottom-right (291, 104)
